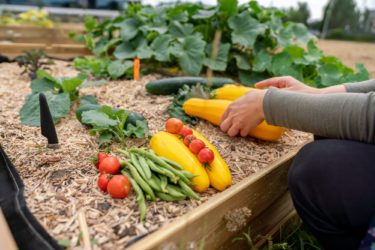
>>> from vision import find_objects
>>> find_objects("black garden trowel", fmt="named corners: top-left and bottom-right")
top-left (39, 93), bottom-right (59, 149)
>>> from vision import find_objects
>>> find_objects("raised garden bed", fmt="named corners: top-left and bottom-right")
top-left (0, 24), bottom-right (90, 59)
top-left (0, 60), bottom-right (312, 249)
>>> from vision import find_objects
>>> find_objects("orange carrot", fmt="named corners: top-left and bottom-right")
top-left (134, 57), bottom-right (140, 80)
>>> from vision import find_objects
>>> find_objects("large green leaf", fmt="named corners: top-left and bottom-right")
top-left (232, 53), bottom-right (251, 70)
top-left (271, 52), bottom-right (302, 80)
top-left (318, 64), bottom-right (344, 86)
top-left (203, 43), bottom-right (230, 71)
top-left (344, 64), bottom-right (369, 82)
top-left (239, 71), bottom-right (269, 86)
top-left (171, 35), bottom-right (206, 76)
top-left (119, 17), bottom-right (142, 41)
top-left (81, 110), bottom-right (118, 127)
top-left (114, 35), bottom-right (148, 59)
top-left (20, 92), bottom-right (70, 127)
top-left (169, 21), bottom-right (194, 37)
top-left (283, 45), bottom-right (304, 60)
top-left (30, 78), bottom-right (56, 93)
top-left (219, 0), bottom-right (238, 16)
top-left (107, 60), bottom-right (133, 79)
top-left (253, 50), bottom-right (272, 72)
top-left (192, 9), bottom-right (216, 19)
top-left (228, 11), bottom-right (266, 48)
top-left (151, 34), bottom-right (173, 62)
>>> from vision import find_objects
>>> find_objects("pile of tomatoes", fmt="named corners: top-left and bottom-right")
top-left (165, 118), bottom-right (215, 165)
top-left (95, 152), bottom-right (132, 199)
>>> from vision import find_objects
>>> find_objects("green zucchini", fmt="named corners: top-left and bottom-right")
top-left (145, 77), bottom-right (235, 95)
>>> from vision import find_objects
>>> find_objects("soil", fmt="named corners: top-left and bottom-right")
top-left (317, 40), bottom-right (375, 78)
top-left (0, 61), bottom-right (312, 249)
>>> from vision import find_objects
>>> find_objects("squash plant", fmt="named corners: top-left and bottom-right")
top-left (75, 0), bottom-right (369, 87)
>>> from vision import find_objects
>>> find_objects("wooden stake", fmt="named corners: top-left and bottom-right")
top-left (207, 30), bottom-right (222, 88)
top-left (134, 56), bottom-right (140, 81)
top-left (0, 208), bottom-right (18, 250)
top-left (78, 210), bottom-right (92, 250)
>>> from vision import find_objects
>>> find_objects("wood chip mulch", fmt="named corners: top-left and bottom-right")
top-left (0, 60), bottom-right (312, 249)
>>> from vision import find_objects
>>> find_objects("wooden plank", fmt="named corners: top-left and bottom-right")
top-left (128, 148), bottom-right (299, 250)
top-left (0, 208), bottom-right (18, 250)
top-left (226, 192), bottom-right (296, 250)
top-left (0, 25), bottom-right (82, 44)
top-left (0, 43), bottom-right (91, 59)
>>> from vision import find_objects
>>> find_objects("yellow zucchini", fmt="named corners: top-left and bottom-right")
top-left (150, 131), bottom-right (210, 192)
top-left (192, 129), bottom-right (232, 191)
top-left (183, 98), bottom-right (285, 141)
top-left (212, 84), bottom-right (254, 100)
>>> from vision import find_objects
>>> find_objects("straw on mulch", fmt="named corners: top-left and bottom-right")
top-left (0, 60), bottom-right (312, 249)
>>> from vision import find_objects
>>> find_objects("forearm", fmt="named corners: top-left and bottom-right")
top-left (263, 88), bottom-right (375, 143)
top-left (344, 79), bottom-right (375, 93)
top-left (315, 79), bottom-right (375, 94)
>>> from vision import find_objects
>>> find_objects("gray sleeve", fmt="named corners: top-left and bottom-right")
top-left (263, 88), bottom-right (375, 143)
top-left (344, 79), bottom-right (375, 93)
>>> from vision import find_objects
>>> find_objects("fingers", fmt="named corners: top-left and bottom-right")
top-left (220, 116), bottom-right (232, 133)
top-left (240, 124), bottom-right (252, 137)
top-left (255, 77), bottom-right (287, 89)
top-left (227, 123), bottom-right (241, 137)
top-left (220, 105), bottom-right (231, 124)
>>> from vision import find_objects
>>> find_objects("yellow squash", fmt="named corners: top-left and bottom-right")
top-left (150, 131), bottom-right (210, 192)
top-left (183, 98), bottom-right (285, 141)
top-left (212, 84), bottom-right (255, 100)
top-left (192, 129), bottom-right (232, 191)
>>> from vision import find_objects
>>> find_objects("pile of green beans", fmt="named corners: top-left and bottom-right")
top-left (118, 148), bottom-right (199, 221)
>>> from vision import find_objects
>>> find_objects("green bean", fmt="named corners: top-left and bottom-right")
top-left (130, 149), bottom-right (191, 185)
top-left (137, 154), bottom-right (152, 179)
top-left (159, 175), bottom-right (168, 193)
top-left (147, 175), bottom-right (162, 192)
top-left (166, 184), bottom-right (186, 199)
top-left (156, 191), bottom-right (186, 202)
top-left (126, 161), bottom-right (156, 201)
top-left (178, 180), bottom-right (200, 200)
top-left (117, 149), bottom-right (130, 158)
top-left (180, 170), bottom-right (197, 179)
top-left (130, 153), bottom-right (147, 180)
top-left (159, 157), bottom-right (184, 170)
top-left (146, 159), bottom-right (179, 183)
top-left (122, 171), bottom-right (147, 221)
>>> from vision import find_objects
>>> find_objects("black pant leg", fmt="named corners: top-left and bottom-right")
top-left (288, 139), bottom-right (375, 250)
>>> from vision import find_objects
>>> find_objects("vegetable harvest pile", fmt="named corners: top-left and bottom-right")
top-left (93, 117), bottom-right (232, 221)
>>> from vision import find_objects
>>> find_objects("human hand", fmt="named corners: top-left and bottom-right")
top-left (220, 89), bottom-right (266, 137)
top-left (255, 76), bottom-right (320, 94)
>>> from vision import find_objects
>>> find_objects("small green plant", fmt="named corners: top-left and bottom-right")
top-left (81, 105), bottom-right (149, 145)
top-left (15, 49), bottom-right (54, 80)
top-left (20, 69), bottom-right (87, 126)
top-left (73, 56), bottom-right (134, 80)
top-left (231, 221), bottom-right (323, 250)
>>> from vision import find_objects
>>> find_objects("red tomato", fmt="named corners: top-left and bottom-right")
top-left (95, 152), bottom-right (108, 168)
top-left (165, 118), bottom-right (184, 134)
top-left (198, 148), bottom-right (215, 164)
top-left (189, 139), bottom-right (205, 154)
top-left (107, 175), bottom-right (132, 199)
top-left (180, 126), bottom-right (193, 138)
top-left (97, 173), bottom-right (111, 192)
top-left (99, 156), bottom-right (120, 174)
top-left (183, 134), bottom-right (196, 146)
